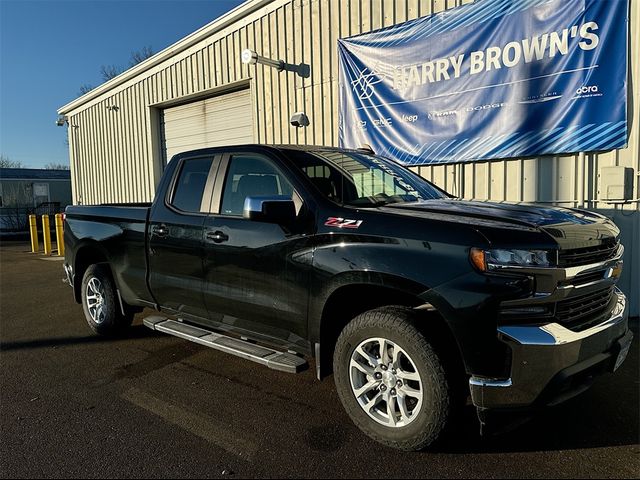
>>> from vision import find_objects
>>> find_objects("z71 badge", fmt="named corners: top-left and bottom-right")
top-left (324, 217), bottom-right (363, 229)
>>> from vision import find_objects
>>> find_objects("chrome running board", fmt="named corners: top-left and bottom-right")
top-left (143, 316), bottom-right (307, 374)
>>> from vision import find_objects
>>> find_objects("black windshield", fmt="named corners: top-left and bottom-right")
top-left (285, 149), bottom-right (449, 207)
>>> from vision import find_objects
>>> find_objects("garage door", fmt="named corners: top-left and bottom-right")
top-left (161, 89), bottom-right (254, 162)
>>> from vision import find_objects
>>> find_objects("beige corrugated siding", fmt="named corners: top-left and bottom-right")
top-left (60, 0), bottom-right (639, 313)
top-left (60, 0), bottom-right (640, 208)
top-left (62, 0), bottom-right (488, 205)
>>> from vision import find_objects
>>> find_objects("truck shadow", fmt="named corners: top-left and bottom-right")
top-left (0, 324), bottom-right (160, 352)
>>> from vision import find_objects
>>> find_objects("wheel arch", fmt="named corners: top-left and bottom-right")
top-left (314, 278), bottom-right (465, 384)
top-left (72, 242), bottom-right (111, 303)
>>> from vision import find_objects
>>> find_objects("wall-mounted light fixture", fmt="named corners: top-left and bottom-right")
top-left (55, 115), bottom-right (68, 127)
top-left (243, 49), bottom-right (311, 128)
top-left (241, 48), bottom-right (284, 71)
top-left (290, 112), bottom-right (310, 128)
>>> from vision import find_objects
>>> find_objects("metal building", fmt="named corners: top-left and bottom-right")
top-left (0, 168), bottom-right (72, 232)
top-left (57, 0), bottom-right (639, 315)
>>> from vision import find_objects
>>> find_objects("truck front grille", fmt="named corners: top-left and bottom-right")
top-left (499, 286), bottom-right (617, 332)
top-left (558, 241), bottom-right (619, 267)
top-left (554, 286), bottom-right (616, 331)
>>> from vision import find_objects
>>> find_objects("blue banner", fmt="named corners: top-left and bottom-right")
top-left (338, 0), bottom-right (629, 165)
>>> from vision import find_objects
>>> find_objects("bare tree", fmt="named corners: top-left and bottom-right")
top-left (44, 163), bottom-right (70, 170)
top-left (0, 155), bottom-right (23, 168)
top-left (130, 46), bottom-right (154, 67)
top-left (80, 46), bottom-right (156, 95)
top-left (100, 64), bottom-right (121, 82)
top-left (98, 47), bottom-right (155, 83)
top-left (0, 207), bottom-right (30, 231)
top-left (79, 84), bottom-right (94, 95)
top-left (0, 181), bottom-right (30, 230)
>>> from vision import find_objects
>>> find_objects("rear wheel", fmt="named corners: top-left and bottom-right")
top-left (81, 264), bottom-right (133, 336)
top-left (333, 306), bottom-right (451, 451)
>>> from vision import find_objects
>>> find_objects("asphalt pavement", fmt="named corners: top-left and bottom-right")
top-left (1, 241), bottom-right (638, 479)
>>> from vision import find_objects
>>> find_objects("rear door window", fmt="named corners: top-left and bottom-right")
top-left (170, 157), bottom-right (214, 213)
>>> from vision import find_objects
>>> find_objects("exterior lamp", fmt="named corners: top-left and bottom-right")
top-left (241, 49), bottom-right (284, 71)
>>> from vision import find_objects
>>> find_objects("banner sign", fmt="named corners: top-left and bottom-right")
top-left (338, 0), bottom-right (629, 165)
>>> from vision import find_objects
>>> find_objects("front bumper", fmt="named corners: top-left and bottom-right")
top-left (470, 288), bottom-right (631, 410)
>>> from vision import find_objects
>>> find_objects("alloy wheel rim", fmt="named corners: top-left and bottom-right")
top-left (349, 337), bottom-right (424, 428)
top-left (86, 277), bottom-right (107, 324)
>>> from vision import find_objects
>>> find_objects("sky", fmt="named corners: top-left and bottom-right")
top-left (0, 0), bottom-right (245, 168)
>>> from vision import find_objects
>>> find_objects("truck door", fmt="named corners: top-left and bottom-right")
top-left (148, 154), bottom-right (218, 321)
top-left (201, 150), bottom-right (313, 349)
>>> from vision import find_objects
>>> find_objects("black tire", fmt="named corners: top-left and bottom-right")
top-left (333, 306), bottom-right (451, 451)
top-left (81, 264), bottom-right (133, 336)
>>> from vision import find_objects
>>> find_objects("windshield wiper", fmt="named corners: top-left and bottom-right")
top-left (347, 197), bottom-right (420, 208)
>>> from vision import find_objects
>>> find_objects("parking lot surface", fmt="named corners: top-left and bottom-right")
top-left (1, 241), bottom-right (638, 479)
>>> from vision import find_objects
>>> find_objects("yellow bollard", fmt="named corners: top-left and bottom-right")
top-left (42, 215), bottom-right (52, 256)
top-left (29, 214), bottom-right (39, 253)
top-left (55, 213), bottom-right (65, 257)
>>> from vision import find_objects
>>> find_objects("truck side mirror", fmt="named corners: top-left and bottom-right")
top-left (243, 196), bottom-right (296, 225)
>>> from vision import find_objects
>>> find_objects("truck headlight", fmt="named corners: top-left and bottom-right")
top-left (470, 248), bottom-right (552, 271)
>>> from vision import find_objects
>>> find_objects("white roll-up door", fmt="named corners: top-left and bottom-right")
top-left (161, 89), bottom-right (254, 162)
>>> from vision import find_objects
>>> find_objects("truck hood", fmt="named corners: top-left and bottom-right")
top-left (379, 199), bottom-right (619, 248)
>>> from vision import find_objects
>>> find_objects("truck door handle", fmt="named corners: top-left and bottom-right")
top-left (152, 225), bottom-right (169, 237)
top-left (206, 231), bottom-right (229, 243)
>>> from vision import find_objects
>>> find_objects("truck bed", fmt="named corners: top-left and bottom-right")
top-left (64, 204), bottom-right (153, 307)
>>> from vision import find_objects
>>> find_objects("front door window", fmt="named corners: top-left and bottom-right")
top-left (219, 155), bottom-right (294, 216)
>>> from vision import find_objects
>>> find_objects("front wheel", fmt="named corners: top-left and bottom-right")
top-left (333, 306), bottom-right (451, 451)
top-left (81, 264), bottom-right (133, 336)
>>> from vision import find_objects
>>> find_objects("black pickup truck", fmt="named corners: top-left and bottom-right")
top-left (64, 145), bottom-right (632, 450)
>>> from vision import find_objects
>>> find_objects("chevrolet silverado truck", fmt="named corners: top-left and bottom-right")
top-left (64, 145), bottom-right (632, 450)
